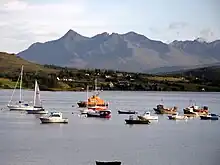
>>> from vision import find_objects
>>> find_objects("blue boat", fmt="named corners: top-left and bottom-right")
top-left (200, 113), bottom-right (219, 120)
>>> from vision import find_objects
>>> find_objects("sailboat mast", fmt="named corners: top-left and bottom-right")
top-left (86, 85), bottom-right (89, 107)
top-left (95, 78), bottom-right (97, 94)
top-left (33, 80), bottom-right (37, 106)
top-left (20, 65), bottom-right (23, 102)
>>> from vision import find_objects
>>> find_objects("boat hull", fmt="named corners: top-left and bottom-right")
top-left (183, 109), bottom-right (207, 116)
top-left (77, 102), bottom-right (108, 108)
top-left (118, 110), bottom-right (137, 114)
top-left (8, 105), bottom-right (34, 111)
top-left (138, 115), bottom-right (158, 120)
top-left (154, 108), bottom-right (177, 115)
top-left (40, 118), bottom-right (68, 124)
top-left (26, 109), bottom-right (48, 114)
top-left (125, 119), bottom-right (150, 124)
top-left (168, 116), bottom-right (187, 120)
top-left (87, 111), bottom-right (111, 118)
top-left (200, 116), bottom-right (218, 120)
top-left (96, 161), bottom-right (121, 165)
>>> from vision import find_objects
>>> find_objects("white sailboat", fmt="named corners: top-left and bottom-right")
top-left (7, 65), bottom-right (34, 111)
top-left (26, 80), bottom-right (48, 114)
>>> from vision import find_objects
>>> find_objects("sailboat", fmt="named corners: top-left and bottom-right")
top-left (7, 65), bottom-right (34, 111)
top-left (26, 80), bottom-right (48, 114)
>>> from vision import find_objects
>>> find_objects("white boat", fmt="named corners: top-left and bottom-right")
top-left (7, 65), bottom-right (34, 111)
top-left (26, 80), bottom-right (48, 114)
top-left (40, 112), bottom-right (68, 123)
top-left (138, 111), bottom-right (158, 120)
top-left (168, 112), bottom-right (188, 120)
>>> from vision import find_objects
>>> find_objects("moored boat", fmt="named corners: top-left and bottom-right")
top-left (26, 80), bottom-right (48, 114)
top-left (96, 161), bottom-right (121, 165)
top-left (153, 104), bottom-right (177, 114)
top-left (118, 110), bottom-right (137, 114)
top-left (200, 113), bottom-right (219, 120)
top-left (87, 110), bottom-right (111, 118)
top-left (40, 112), bottom-right (68, 123)
top-left (138, 111), bottom-right (158, 120)
top-left (77, 79), bottom-right (108, 108)
top-left (183, 105), bottom-right (208, 116)
top-left (7, 65), bottom-right (34, 111)
top-left (77, 101), bottom-right (109, 108)
top-left (125, 115), bottom-right (150, 124)
top-left (168, 112), bottom-right (188, 120)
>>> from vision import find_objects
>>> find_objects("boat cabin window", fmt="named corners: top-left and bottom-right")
top-left (51, 114), bottom-right (61, 117)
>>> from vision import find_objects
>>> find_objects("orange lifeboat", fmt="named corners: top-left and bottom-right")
top-left (77, 95), bottom-right (109, 108)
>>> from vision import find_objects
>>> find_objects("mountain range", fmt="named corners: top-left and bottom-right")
top-left (17, 30), bottom-right (220, 73)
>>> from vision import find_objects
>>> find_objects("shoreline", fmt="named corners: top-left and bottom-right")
top-left (1, 87), bottom-right (219, 92)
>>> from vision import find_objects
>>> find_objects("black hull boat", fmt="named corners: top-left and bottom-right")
top-left (87, 110), bottom-right (111, 119)
top-left (200, 113), bottom-right (219, 120)
top-left (96, 161), bottom-right (121, 165)
top-left (118, 110), bottom-right (137, 114)
top-left (125, 119), bottom-right (150, 124)
top-left (77, 101), bottom-right (109, 108)
top-left (26, 107), bottom-right (48, 114)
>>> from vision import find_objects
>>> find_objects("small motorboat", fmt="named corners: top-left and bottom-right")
top-left (118, 110), bottom-right (137, 114)
top-left (168, 112), bottom-right (188, 120)
top-left (200, 113), bottom-right (219, 120)
top-left (138, 111), bottom-right (158, 120)
top-left (40, 112), bottom-right (68, 123)
top-left (125, 115), bottom-right (150, 125)
top-left (87, 110), bottom-right (111, 118)
top-left (96, 161), bottom-right (121, 165)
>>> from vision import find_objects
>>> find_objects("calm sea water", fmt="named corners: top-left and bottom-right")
top-left (0, 90), bottom-right (220, 165)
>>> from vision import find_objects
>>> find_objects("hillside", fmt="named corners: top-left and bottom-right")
top-left (17, 30), bottom-right (220, 73)
top-left (0, 52), bottom-right (57, 74)
top-left (172, 66), bottom-right (220, 82)
top-left (1, 52), bottom-right (220, 91)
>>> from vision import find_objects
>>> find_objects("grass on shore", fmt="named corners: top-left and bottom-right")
top-left (0, 78), bottom-right (17, 89)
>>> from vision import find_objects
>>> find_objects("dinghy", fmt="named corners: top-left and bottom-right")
top-left (200, 113), bottom-right (219, 120)
top-left (96, 161), bottom-right (121, 165)
top-left (118, 110), bottom-right (137, 114)
top-left (168, 112), bottom-right (188, 120)
top-left (138, 111), bottom-right (158, 120)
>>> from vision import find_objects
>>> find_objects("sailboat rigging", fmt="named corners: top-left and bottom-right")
top-left (26, 80), bottom-right (48, 114)
top-left (7, 65), bottom-right (33, 111)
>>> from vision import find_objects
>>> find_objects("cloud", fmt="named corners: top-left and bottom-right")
top-left (0, 0), bottom-right (132, 53)
top-left (0, 0), bottom-right (89, 53)
top-left (168, 22), bottom-right (188, 30)
top-left (200, 28), bottom-right (214, 38)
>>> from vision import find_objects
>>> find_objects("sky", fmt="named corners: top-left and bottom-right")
top-left (0, 0), bottom-right (220, 53)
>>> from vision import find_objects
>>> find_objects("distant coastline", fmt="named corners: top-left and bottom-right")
top-left (1, 52), bottom-right (220, 92)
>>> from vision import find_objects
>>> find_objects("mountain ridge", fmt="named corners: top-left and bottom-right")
top-left (17, 29), bottom-right (220, 73)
